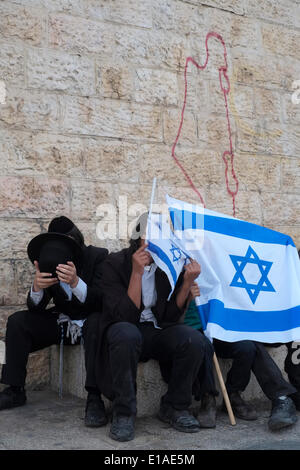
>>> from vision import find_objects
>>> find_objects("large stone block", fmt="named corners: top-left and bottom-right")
top-left (0, 219), bottom-right (42, 260)
top-left (281, 157), bottom-right (300, 194)
top-left (231, 51), bottom-right (290, 90)
top-left (152, 0), bottom-right (204, 34)
top-left (261, 192), bottom-right (300, 226)
top-left (140, 143), bottom-right (225, 190)
top-left (0, 90), bottom-right (60, 132)
top-left (96, 65), bottom-right (133, 100)
top-left (280, 125), bottom-right (300, 159)
top-left (48, 13), bottom-right (111, 55)
top-left (0, 261), bottom-right (16, 307)
top-left (262, 23), bottom-right (300, 60)
top-left (70, 179), bottom-right (114, 221)
top-left (0, 130), bottom-right (85, 177)
top-left (0, 43), bottom-right (25, 88)
top-left (163, 108), bottom-right (197, 146)
top-left (0, 176), bottom-right (70, 218)
top-left (15, 258), bottom-right (35, 306)
top-left (86, 0), bottom-right (153, 29)
top-left (282, 91), bottom-right (300, 126)
top-left (198, 0), bottom-right (245, 15)
top-left (61, 96), bottom-right (162, 141)
top-left (245, 0), bottom-right (300, 28)
top-left (49, 14), bottom-right (188, 70)
top-left (253, 88), bottom-right (282, 119)
top-left (233, 153), bottom-right (281, 191)
top-left (0, 2), bottom-right (46, 46)
top-left (206, 188), bottom-right (262, 225)
top-left (235, 117), bottom-right (285, 156)
top-left (27, 48), bottom-right (95, 96)
top-left (85, 139), bottom-right (139, 183)
top-left (0, 307), bottom-right (16, 340)
top-left (134, 68), bottom-right (178, 106)
top-left (26, 349), bottom-right (50, 390)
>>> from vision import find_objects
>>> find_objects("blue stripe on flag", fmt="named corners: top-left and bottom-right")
top-left (198, 299), bottom-right (300, 332)
top-left (169, 208), bottom-right (295, 247)
top-left (147, 241), bottom-right (178, 286)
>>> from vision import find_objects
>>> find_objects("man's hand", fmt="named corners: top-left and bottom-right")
top-left (56, 261), bottom-right (79, 288)
top-left (183, 259), bottom-right (201, 287)
top-left (131, 244), bottom-right (152, 276)
top-left (176, 260), bottom-right (201, 310)
top-left (33, 260), bottom-right (58, 292)
top-left (190, 282), bottom-right (200, 299)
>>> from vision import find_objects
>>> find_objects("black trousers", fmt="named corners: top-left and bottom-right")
top-left (105, 321), bottom-right (214, 416)
top-left (1, 309), bottom-right (100, 392)
top-left (265, 342), bottom-right (300, 392)
top-left (213, 339), bottom-right (297, 400)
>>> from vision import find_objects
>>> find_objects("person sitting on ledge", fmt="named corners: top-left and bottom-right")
top-left (95, 213), bottom-right (217, 442)
top-left (0, 216), bottom-right (108, 429)
top-left (186, 286), bottom-right (298, 431)
top-left (182, 282), bottom-right (218, 428)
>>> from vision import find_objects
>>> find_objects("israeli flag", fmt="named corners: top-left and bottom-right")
top-left (167, 194), bottom-right (300, 343)
top-left (146, 213), bottom-right (189, 300)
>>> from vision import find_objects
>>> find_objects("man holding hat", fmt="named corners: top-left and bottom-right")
top-left (0, 216), bottom-right (108, 428)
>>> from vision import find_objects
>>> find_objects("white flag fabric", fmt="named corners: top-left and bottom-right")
top-left (146, 213), bottom-right (189, 300)
top-left (167, 194), bottom-right (300, 343)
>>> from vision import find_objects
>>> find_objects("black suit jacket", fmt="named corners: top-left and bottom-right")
top-left (95, 245), bottom-right (187, 399)
top-left (27, 245), bottom-right (108, 320)
top-left (100, 245), bottom-right (186, 329)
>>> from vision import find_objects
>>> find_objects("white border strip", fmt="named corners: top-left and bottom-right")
top-left (206, 323), bottom-right (300, 343)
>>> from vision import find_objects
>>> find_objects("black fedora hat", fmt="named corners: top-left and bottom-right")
top-left (27, 232), bottom-right (83, 277)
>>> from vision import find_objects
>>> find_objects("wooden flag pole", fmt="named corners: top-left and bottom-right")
top-left (212, 352), bottom-right (236, 426)
top-left (148, 177), bottom-right (157, 222)
top-left (194, 296), bottom-right (236, 426)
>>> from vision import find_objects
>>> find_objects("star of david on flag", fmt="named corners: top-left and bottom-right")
top-left (229, 246), bottom-right (275, 304)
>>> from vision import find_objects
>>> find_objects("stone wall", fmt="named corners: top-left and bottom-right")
top-left (0, 0), bottom-right (299, 389)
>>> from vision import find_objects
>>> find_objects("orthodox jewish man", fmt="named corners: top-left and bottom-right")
top-left (0, 216), bottom-right (108, 428)
top-left (95, 213), bottom-right (217, 442)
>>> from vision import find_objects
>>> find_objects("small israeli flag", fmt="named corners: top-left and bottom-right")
top-left (146, 213), bottom-right (189, 300)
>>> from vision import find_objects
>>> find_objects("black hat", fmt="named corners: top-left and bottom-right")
top-left (48, 216), bottom-right (74, 234)
top-left (27, 219), bottom-right (82, 276)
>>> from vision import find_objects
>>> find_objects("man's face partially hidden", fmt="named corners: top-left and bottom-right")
top-left (140, 237), bottom-right (153, 265)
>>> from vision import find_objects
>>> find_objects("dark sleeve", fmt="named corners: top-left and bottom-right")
top-left (26, 288), bottom-right (52, 313)
top-left (155, 272), bottom-right (187, 325)
top-left (71, 249), bottom-right (108, 315)
top-left (101, 260), bottom-right (141, 324)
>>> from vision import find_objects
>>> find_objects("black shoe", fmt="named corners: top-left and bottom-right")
top-left (0, 386), bottom-right (26, 410)
top-left (225, 391), bottom-right (258, 421)
top-left (290, 391), bottom-right (300, 411)
top-left (109, 413), bottom-right (135, 442)
top-left (196, 393), bottom-right (217, 428)
top-left (268, 397), bottom-right (298, 431)
top-left (158, 403), bottom-right (200, 433)
top-left (84, 392), bottom-right (108, 428)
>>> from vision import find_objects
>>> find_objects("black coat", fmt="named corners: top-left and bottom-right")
top-left (27, 245), bottom-right (108, 320)
top-left (95, 245), bottom-right (186, 399)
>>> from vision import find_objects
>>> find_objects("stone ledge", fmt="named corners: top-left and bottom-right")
top-left (50, 344), bottom-right (289, 417)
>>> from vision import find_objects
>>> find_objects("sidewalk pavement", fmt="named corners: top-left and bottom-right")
top-left (0, 389), bottom-right (300, 450)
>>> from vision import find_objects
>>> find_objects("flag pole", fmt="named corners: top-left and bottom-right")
top-left (147, 178), bottom-right (157, 240)
top-left (148, 177), bottom-right (157, 221)
top-left (194, 296), bottom-right (236, 426)
top-left (212, 352), bottom-right (236, 426)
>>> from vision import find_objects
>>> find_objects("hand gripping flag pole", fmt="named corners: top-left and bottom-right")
top-left (194, 295), bottom-right (236, 426)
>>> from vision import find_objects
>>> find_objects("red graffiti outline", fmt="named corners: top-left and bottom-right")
top-left (171, 31), bottom-right (239, 216)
